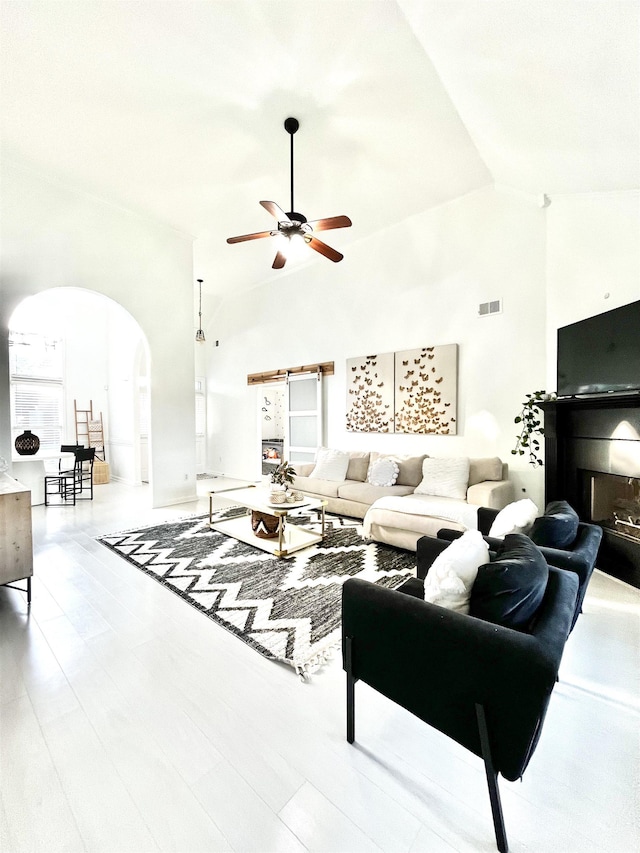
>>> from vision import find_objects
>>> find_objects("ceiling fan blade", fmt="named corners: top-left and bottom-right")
top-left (260, 200), bottom-right (289, 221)
top-left (226, 230), bottom-right (274, 244)
top-left (272, 251), bottom-right (287, 270)
top-left (306, 236), bottom-right (344, 263)
top-left (307, 215), bottom-right (352, 232)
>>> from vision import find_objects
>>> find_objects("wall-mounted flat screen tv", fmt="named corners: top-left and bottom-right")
top-left (557, 300), bottom-right (640, 397)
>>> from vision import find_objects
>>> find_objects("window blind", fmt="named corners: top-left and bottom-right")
top-left (9, 332), bottom-right (64, 451)
top-left (11, 381), bottom-right (63, 450)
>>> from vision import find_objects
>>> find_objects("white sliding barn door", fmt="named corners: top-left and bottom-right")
top-left (286, 371), bottom-right (323, 465)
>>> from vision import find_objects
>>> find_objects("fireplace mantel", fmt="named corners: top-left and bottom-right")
top-left (541, 393), bottom-right (640, 586)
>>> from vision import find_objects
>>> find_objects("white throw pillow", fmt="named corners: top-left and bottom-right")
top-left (310, 447), bottom-right (350, 482)
top-left (423, 530), bottom-right (490, 614)
top-left (367, 456), bottom-right (399, 487)
top-left (488, 498), bottom-right (539, 538)
top-left (414, 457), bottom-right (470, 500)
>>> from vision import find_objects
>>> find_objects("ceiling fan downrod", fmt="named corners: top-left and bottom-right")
top-left (284, 117), bottom-right (306, 223)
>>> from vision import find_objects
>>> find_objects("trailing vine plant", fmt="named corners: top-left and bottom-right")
top-left (512, 390), bottom-right (556, 467)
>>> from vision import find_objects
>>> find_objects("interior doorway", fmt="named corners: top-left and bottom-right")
top-left (260, 384), bottom-right (286, 476)
top-left (8, 288), bottom-right (150, 486)
top-left (258, 370), bottom-right (324, 477)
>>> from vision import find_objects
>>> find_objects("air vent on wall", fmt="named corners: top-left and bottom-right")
top-left (478, 299), bottom-right (502, 317)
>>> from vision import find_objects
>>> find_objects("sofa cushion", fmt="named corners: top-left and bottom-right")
top-left (367, 456), bottom-right (399, 487)
top-left (414, 457), bottom-right (470, 500)
top-left (395, 454), bottom-right (428, 487)
top-left (369, 452), bottom-right (427, 489)
top-left (369, 452), bottom-right (427, 487)
top-left (291, 475), bottom-right (341, 499)
top-left (488, 498), bottom-right (539, 538)
top-left (469, 457), bottom-right (503, 486)
top-left (470, 533), bottom-right (549, 631)
top-left (310, 447), bottom-right (350, 481)
top-left (396, 576), bottom-right (425, 599)
top-left (346, 452), bottom-right (370, 482)
top-left (530, 500), bottom-right (580, 549)
top-left (294, 463), bottom-right (315, 478)
top-left (423, 530), bottom-right (490, 614)
top-left (338, 481), bottom-right (415, 504)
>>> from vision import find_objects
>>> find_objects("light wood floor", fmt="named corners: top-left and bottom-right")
top-left (1, 479), bottom-right (639, 853)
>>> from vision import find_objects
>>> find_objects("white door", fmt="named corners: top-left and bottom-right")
top-left (286, 371), bottom-right (323, 465)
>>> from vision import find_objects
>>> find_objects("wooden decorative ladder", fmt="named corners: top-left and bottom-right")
top-left (74, 400), bottom-right (106, 461)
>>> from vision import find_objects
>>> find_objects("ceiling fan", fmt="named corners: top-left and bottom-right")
top-left (226, 117), bottom-right (352, 269)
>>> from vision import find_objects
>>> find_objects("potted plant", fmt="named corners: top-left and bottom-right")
top-left (269, 460), bottom-right (297, 502)
top-left (512, 390), bottom-right (556, 467)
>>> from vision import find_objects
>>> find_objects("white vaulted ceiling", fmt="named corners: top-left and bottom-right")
top-left (1, 1), bottom-right (638, 276)
top-left (401, 0), bottom-right (639, 195)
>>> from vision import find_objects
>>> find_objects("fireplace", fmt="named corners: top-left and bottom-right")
top-left (541, 393), bottom-right (640, 587)
top-left (581, 470), bottom-right (640, 543)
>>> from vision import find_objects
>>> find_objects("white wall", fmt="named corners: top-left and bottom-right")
top-left (0, 164), bottom-right (196, 507)
top-left (196, 186), bottom-right (549, 507)
top-left (545, 190), bottom-right (640, 386)
top-left (105, 301), bottom-right (145, 485)
top-left (261, 386), bottom-right (286, 441)
top-left (52, 291), bottom-right (111, 444)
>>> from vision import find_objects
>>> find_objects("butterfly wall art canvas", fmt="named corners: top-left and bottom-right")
top-left (346, 344), bottom-right (457, 435)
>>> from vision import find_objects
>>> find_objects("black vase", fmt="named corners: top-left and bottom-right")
top-left (15, 430), bottom-right (40, 456)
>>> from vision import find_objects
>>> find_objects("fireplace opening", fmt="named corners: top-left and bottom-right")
top-left (581, 469), bottom-right (640, 544)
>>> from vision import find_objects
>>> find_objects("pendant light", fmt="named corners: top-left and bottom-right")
top-left (195, 279), bottom-right (206, 342)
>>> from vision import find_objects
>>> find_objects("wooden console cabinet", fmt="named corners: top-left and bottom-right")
top-left (0, 474), bottom-right (33, 604)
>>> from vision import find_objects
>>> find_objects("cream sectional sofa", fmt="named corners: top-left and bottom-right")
top-left (292, 451), bottom-right (514, 551)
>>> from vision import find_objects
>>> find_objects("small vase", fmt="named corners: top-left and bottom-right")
top-left (15, 430), bottom-right (40, 456)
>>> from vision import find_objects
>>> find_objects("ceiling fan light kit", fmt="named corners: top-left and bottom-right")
top-left (227, 117), bottom-right (352, 269)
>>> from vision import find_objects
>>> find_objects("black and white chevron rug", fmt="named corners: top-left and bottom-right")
top-left (97, 509), bottom-right (415, 678)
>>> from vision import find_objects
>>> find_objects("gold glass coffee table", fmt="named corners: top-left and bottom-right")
top-left (208, 486), bottom-right (327, 558)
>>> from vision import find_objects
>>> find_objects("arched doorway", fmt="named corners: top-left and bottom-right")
top-left (8, 288), bottom-right (150, 488)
